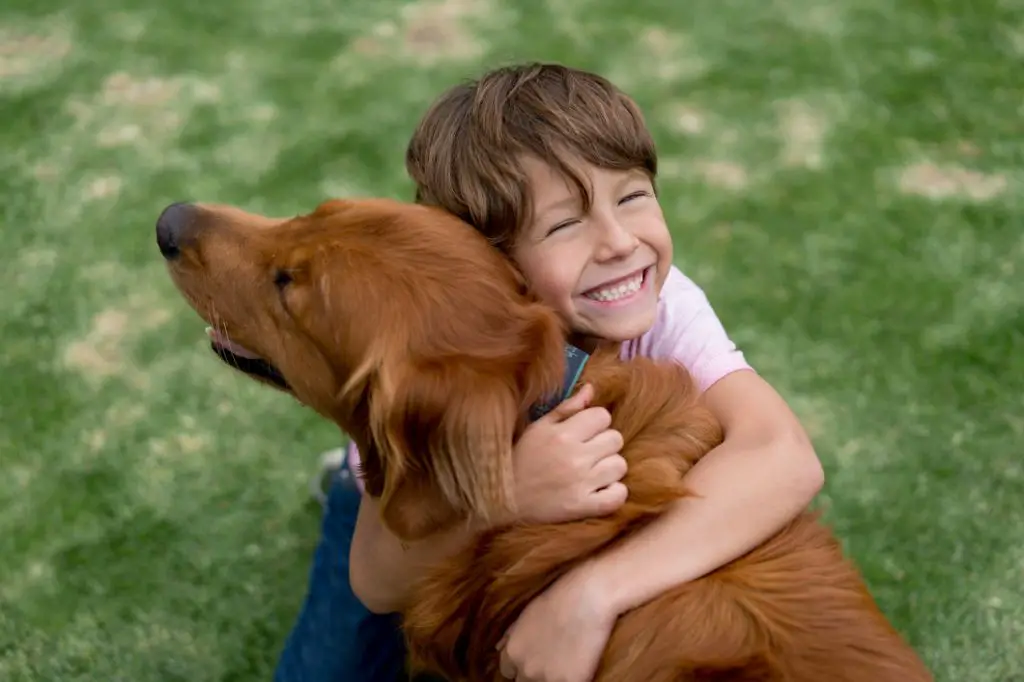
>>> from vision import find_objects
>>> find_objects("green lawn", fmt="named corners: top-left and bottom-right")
top-left (2, 0), bottom-right (1022, 680)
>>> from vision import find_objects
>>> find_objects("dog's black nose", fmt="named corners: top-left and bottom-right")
top-left (156, 202), bottom-right (197, 260)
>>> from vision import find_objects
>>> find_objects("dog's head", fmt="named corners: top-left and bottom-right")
top-left (157, 198), bottom-right (566, 540)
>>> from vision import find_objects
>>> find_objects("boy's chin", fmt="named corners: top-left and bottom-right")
top-left (573, 309), bottom-right (657, 345)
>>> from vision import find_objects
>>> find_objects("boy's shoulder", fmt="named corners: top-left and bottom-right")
top-left (640, 264), bottom-right (711, 344)
top-left (659, 264), bottom-right (701, 300)
top-left (620, 266), bottom-right (687, 357)
top-left (622, 265), bottom-right (751, 391)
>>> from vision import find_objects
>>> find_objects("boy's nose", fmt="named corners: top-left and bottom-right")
top-left (597, 221), bottom-right (640, 260)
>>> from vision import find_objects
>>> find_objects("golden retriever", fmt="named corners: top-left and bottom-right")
top-left (157, 197), bottom-right (933, 682)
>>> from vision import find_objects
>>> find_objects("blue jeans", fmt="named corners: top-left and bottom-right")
top-left (274, 469), bottom-right (409, 682)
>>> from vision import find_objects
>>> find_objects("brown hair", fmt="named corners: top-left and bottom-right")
top-left (404, 62), bottom-right (658, 252)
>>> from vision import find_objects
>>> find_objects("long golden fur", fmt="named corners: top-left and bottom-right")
top-left (158, 197), bottom-right (932, 682)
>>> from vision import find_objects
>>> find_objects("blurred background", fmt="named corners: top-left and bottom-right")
top-left (1, 0), bottom-right (1021, 680)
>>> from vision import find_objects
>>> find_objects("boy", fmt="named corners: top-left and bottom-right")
top-left (276, 62), bottom-right (824, 682)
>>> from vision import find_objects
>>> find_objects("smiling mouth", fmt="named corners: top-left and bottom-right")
top-left (581, 267), bottom-right (651, 303)
top-left (205, 327), bottom-right (290, 391)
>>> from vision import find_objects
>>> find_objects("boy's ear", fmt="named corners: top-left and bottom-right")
top-left (368, 358), bottom-right (522, 543)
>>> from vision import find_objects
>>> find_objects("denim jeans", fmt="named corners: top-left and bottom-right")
top-left (274, 470), bottom-right (409, 682)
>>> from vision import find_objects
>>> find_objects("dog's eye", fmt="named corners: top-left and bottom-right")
top-left (273, 270), bottom-right (293, 289)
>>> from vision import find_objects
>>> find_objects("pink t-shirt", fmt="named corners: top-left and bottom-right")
top-left (345, 264), bottom-right (752, 482)
top-left (619, 265), bottom-right (752, 392)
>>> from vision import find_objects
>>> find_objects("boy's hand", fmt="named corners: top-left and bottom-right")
top-left (511, 383), bottom-right (627, 524)
top-left (497, 566), bottom-right (616, 682)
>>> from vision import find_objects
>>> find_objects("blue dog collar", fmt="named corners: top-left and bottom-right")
top-left (528, 344), bottom-right (591, 422)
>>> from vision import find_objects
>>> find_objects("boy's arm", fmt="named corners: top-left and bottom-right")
top-left (349, 493), bottom-right (478, 614)
top-left (573, 267), bottom-right (822, 614)
top-left (494, 370), bottom-right (824, 682)
top-left (349, 384), bottom-right (628, 614)
top-left (576, 368), bottom-right (824, 616)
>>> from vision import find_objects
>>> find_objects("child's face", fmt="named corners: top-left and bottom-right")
top-left (511, 156), bottom-right (673, 343)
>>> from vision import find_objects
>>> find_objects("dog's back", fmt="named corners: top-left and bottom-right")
top-left (403, 354), bottom-right (932, 682)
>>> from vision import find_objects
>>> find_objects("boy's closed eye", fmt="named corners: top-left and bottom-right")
top-left (619, 190), bottom-right (651, 204)
top-left (545, 217), bottom-right (581, 237)
top-left (544, 191), bottom-right (652, 238)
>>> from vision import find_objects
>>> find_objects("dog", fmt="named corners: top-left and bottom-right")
top-left (157, 197), bottom-right (933, 682)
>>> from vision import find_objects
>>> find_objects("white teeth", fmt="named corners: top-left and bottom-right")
top-left (584, 272), bottom-right (644, 302)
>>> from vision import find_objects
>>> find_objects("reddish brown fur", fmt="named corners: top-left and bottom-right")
top-left (161, 198), bottom-right (932, 682)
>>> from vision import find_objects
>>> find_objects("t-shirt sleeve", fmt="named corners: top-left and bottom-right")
top-left (626, 266), bottom-right (754, 393)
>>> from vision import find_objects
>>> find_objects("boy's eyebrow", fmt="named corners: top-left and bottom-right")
top-left (532, 169), bottom-right (651, 226)
top-left (534, 195), bottom-right (579, 220)
top-left (615, 168), bottom-right (651, 188)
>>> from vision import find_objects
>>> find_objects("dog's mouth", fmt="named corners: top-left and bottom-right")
top-left (205, 327), bottom-right (291, 391)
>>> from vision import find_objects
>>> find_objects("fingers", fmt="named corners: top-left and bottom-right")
top-left (560, 406), bottom-right (613, 445)
top-left (587, 481), bottom-right (629, 516)
top-left (545, 383), bottom-right (616, 442)
top-left (589, 453), bottom-right (628, 489)
top-left (586, 424), bottom-right (623, 456)
top-left (585, 453), bottom-right (628, 516)
top-left (546, 382), bottom-right (594, 421)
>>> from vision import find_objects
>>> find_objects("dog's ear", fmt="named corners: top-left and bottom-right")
top-left (368, 358), bottom-right (524, 542)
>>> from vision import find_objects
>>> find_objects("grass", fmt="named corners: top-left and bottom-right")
top-left (1, 0), bottom-right (1022, 679)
